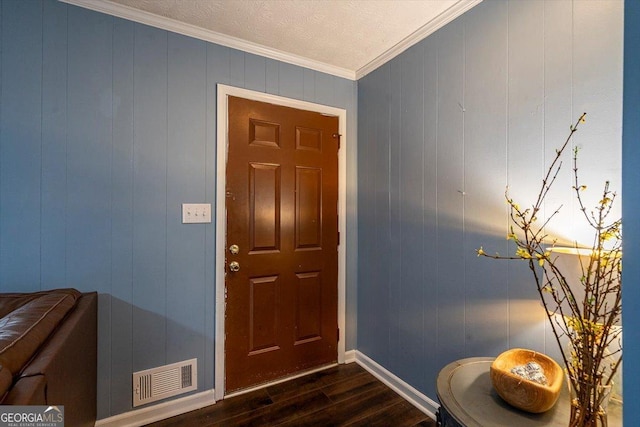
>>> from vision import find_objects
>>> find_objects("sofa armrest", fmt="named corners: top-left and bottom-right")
top-left (18, 292), bottom-right (97, 427)
top-left (3, 375), bottom-right (46, 405)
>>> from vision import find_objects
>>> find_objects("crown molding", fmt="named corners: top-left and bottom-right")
top-left (60, 0), bottom-right (357, 80)
top-left (355, 0), bottom-right (484, 79)
top-left (61, 0), bottom-right (481, 82)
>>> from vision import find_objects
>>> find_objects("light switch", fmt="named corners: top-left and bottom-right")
top-left (182, 203), bottom-right (211, 224)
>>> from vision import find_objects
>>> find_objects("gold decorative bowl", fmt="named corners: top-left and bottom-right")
top-left (490, 348), bottom-right (563, 413)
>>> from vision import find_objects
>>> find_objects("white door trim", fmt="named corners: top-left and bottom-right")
top-left (215, 84), bottom-right (347, 400)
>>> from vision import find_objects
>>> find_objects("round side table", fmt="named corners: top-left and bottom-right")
top-left (436, 357), bottom-right (621, 427)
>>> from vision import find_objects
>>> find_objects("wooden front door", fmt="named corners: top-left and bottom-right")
top-left (225, 96), bottom-right (339, 393)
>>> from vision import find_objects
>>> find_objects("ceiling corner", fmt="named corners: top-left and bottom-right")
top-left (355, 0), bottom-right (483, 80)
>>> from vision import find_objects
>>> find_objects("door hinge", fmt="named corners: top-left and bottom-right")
top-left (332, 133), bottom-right (341, 149)
top-left (337, 327), bottom-right (340, 341)
top-left (337, 231), bottom-right (340, 246)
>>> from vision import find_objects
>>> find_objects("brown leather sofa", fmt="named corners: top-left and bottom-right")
top-left (0, 289), bottom-right (97, 427)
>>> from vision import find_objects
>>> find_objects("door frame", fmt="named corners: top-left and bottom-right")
top-left (215, 84), bottom-right (347, 400)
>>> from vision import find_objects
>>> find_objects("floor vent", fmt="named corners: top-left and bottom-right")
top-left (133, 358), bottom-right (197, 407)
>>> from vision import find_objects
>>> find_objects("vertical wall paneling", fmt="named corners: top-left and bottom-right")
top-left (265, 58), bottom-right (280, 95)
top-left (207, 43), bottom-right (231, 87)
top-left (542, 0), bottom-right (573, 362)
top-left (398, 44), bottom-right (425, 389)
top-left (303, 68), bottom-right (315, 102)
top-left (421, 34), bottom-right (439, 396)
top-left (0, 2), bottom-right (357, 418)
top-left (388, 57), bottom-right (401, 372)
top-left (244, 52), bottom-right (266, 93)
top-left (278, 62), bottom-right (304, 100)
top-left (571, 0), bottom-right (623, 234)
top-left (110, 17), bottom-right (135, 417)
top-left (623, 0), bottom-right (640, 422)
top-left (435, 18), bottom-right (465, 370)
top-left (505, 0), bottom-right (546, 352)
top-left (462, 0), bottom-right (509, 359)
top-left (314, 71), bottom-right (335, 107)
top-left (166, 33), bottom-right (207, 379)
top-left (357, 64), bottom-right (391, 367)
top-left (41, 0), bottom-right (68, 289)
top-left (356, 74), bottom-right (374, 358)
top-left (132, 24), bottom-right (169, 372)
top-left (66, 6), bottom-right (114, 418)
top-left (358, 0), bottom-right (623, 405)
top-left (66, 5), bottom-right (113, 292)
top-left (372, 65), bottom-right (391, 368)
top-left (0, 0), bottom-right (42, 290)
top-left (357, 73), bottom-right (370, 354)
top-left (228, 49), bottom-right (245, 89)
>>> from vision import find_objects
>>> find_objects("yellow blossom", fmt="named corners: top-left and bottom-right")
top-left (600, 230), bottom-right (616, 241)
top-left (515, 247), bottom-right (532, 259)
top-left (535, 251), bottom-right (550, 266)
top-left (476, 247), bottom-right (485, 256)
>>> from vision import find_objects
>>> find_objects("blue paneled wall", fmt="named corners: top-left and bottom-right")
top-left (623, 0), bottom-right (640, 424)
top-left (0, 0), bottom-right (357, 419)
top-left (2, 0), bottom-right (633, 421)
top-left (358, 0), bottom-right (622, 400)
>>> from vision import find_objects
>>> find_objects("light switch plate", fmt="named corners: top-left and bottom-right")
top-left (182, 203), bottom-right (211, 224)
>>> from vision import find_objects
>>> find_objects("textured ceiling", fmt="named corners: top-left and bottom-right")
top-left (99, 0), bottom-right (471, 76)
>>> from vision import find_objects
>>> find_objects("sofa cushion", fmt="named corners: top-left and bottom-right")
top-left (0, 289), bottom-right (79, 319)
top-left (0, 292), bottom-right (47, 319)
top-left (0, 289), bottom-right (80, 377)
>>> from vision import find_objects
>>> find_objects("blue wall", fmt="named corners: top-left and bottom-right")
top-left (1, 0), bottom-right (633, 421)
top-left (623, 0), bottom-right (639, 424)
top-left (358, 0), bottom-right (623, 400)
top-left (0, 0), bottom-right (358, 419)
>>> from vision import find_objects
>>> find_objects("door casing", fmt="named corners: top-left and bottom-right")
top-left (215, 84), bottom-right (347, 400)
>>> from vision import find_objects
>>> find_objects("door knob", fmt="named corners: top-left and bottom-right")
top-left (229, 244), bottom-right (240, 255)
top-left (229, 261), bottom-right (240, 272)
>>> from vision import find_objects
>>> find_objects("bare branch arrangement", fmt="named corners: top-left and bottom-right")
top-left (477, 113), bottom-right (622, 426)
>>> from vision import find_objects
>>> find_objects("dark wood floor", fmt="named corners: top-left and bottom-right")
top-left (145, 363), bottom-right (437, 427)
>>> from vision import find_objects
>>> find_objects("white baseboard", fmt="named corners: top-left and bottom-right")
top-left (94, 389), bottom-right (216, 427)
top-left (344, 349), bottom-right (357, 363)
top-left (355, 351), bottom-right (439, 420)
top-left (95, 353), bottom-right (436, 426)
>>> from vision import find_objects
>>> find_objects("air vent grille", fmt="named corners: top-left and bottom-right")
top-left (182, 364), bottom-right (193, 388)
top-left (133, 358), bottom-right (197, 407)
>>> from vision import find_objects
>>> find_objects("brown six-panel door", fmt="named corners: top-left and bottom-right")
top-left (225, 96), bottom-right (339, 393)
